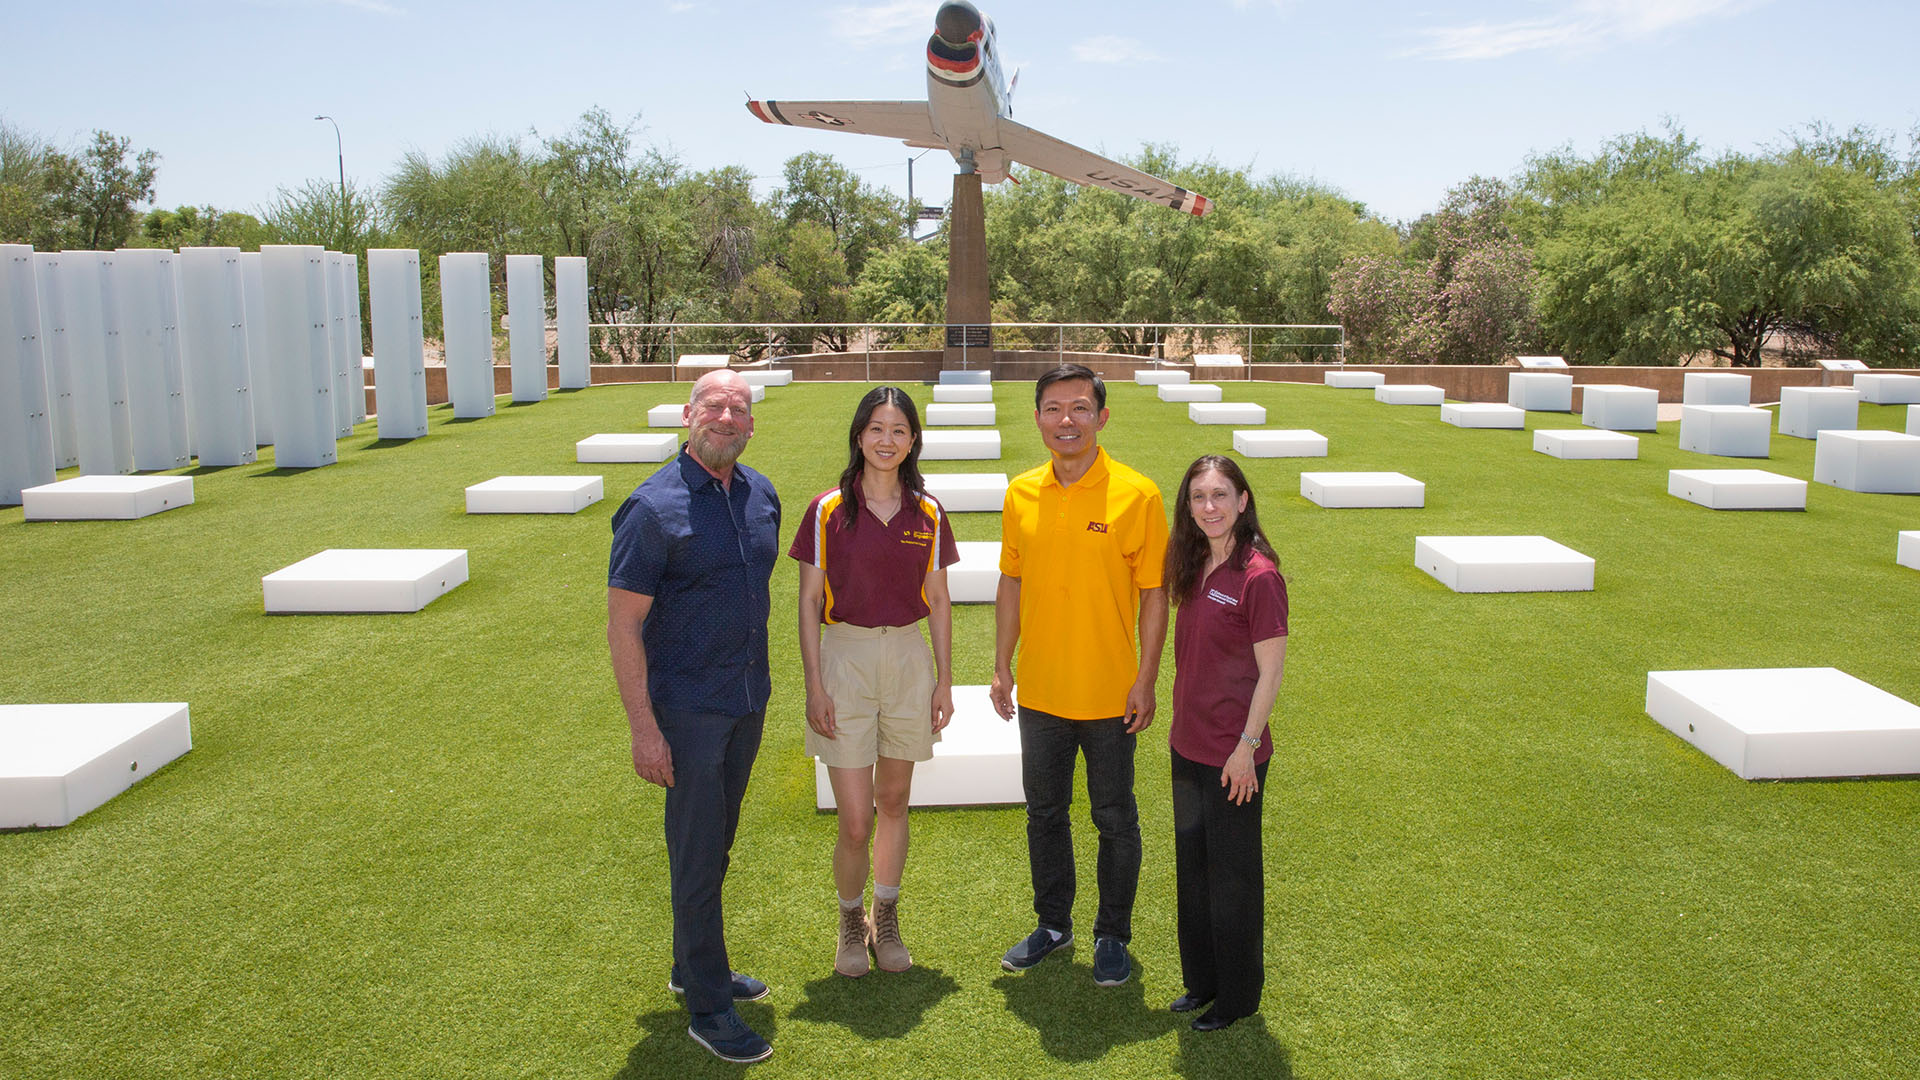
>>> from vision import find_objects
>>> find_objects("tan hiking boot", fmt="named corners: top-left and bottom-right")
top-left (870, 898), bottom-right (911, 972)
top-left (835, 905), bottom-right (870, 977)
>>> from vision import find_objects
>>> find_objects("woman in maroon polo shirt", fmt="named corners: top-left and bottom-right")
top-left (1162, 453), bottom-right (1289, 1032)
top-left (790, 386), bottom-right (959, 979)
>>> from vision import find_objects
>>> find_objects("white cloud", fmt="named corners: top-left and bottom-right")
top-left (1406, 0), bottom-right (1757, 61)
top-left (830, 2), bottom-right (928, 48)
top-left (1071, 35), bottom-right (1164, 64)
top-left (326, 0), bottom-right (402, 13)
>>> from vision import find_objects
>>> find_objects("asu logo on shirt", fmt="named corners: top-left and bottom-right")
top-left (905, 529), bottom-right (935, 547)
top-left (1086, 521), bottom-right (1109, 534)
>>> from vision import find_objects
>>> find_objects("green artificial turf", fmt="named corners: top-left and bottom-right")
top-left (3, 379), bottom-right (1918, 1079)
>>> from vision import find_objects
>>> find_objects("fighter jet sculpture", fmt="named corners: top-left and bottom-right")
top-left (747, 0), bottom-right (1214, 217)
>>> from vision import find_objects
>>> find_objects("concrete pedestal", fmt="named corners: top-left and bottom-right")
top-left (1777, 387), bottom-right (1858, 439)
top-left (1899, 531), bottom-right (1919, 571)
top-left (647, 404), bottom-right (684, 428)
top-left (948, 541), bottom-right (1001, 601)
top-left (1668, 469), bottom-right (1806, 510)
top-left (1158, 384), bottom-right (1222, 403)
top-left (1189, 402), bottom-right (1265, 425)
top-left (1414, 535), bottom-right (1594, 593)
top-left (1135, 370), bottom-right (1190, 386)
top-left (815, 686), bottom-right (1022, 808)
top-left (934, 384), bottom-right (993, 403)
top-left (264, 549), bottom-right (468, 614)
top-left (925, 402), bottom-right (995, 426)
top-left (939, 370), bottom-right (992, 385)
top-left (1508, 372), bottom-right (1573, 412)
top-left (1853, 373), bottom-right (1920, 404)
top-left (1442, 403), bottom-right (1525, 429)
top-left (1813, 429), bottom-right (1920, 493)
top-left (1683, 372), bottom-right (1752, 405)
top-left (923, 473), bottom-right (1007, 512)
top-left (1375, 384), bottom-right (1443, 405)
top-left (1301, 472), bottom-right (1424, 508)
top-left (1234, 430), bottom-right (1327, 457)
top-left (1325, 370), bottom-right (1384, 388)
top-left (1679, 405), bottom-right (1770, 457)
top-left (465, 476), bottom-right (604, 514)
top-left (1581, 385), bottom-right (1659, 431)
top-left (1533, 429), bottom-right (1638, 459)
top-left (675, 354), bottom-right (727, 371)
top-left (22, 475), bottom-right (193, 520)
top-left (738, 369), bottom-right (792, 387)
top-left (1646, 667), bottom-right (1920, 779)
top-left (576, 433), bottom-right (677, 462)
top-left (921, 430), bottom-right (1000, 460)
top-left (0, 703), bottom-right (192, 828)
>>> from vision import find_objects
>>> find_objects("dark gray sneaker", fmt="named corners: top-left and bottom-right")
top-left (668, 967), bottom-right (770, 1002)
top-left (1092, 937), bottom-right (1132, 986)
top-left (687, 1009), bottom-right (772, 1064)
top-left (1001, 927), bottom-right (1072, 971)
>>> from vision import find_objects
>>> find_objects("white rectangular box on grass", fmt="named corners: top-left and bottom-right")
top-left (948, 541), bottom-right (1001, 602)
top-left (934, 384), bottom-right (992, 403)
top-left (920, 430), bottom-right (1000, 460)
top-left (939, 369), bottom-right (991, 385)
top-left (0, 703), bottom-right (191, 828)
top-left (1777, 387), bottom-right (1858, 439)
top-left (749, 384), bottom-right (766, 404)
top-left (1581, 385), bottom-right (1659, 431)
top-left (576, 433), bottom-right (677, 463)
top-left (1646, 667), bottom-right (1920, 779)
top-left (1189, 402), bottom-right (1266, 425)
top-left (1134, 369), bottom-right (1190, 386)
top-left (923, 472), bottom-right (1007, 512)
top-left (1234, 429), bottom-right (1327, 457)
top-left (264, 549), bottom-right (468, 614)
top-left (1668, 469), bottom-right (1806, 510)
top-left (1679, 405), bottom-right (1771, 457)
top-left (1683, 372), bottom-right (1752, 405)
top-left (23, 475), bottom-right (193, 520)
top-left (925, 402), bottom-right (995, 426)
top-left (465, 475), bottom-right (603, 514)
top-left (1812, 429), bottom-right (1920, 493)
top-left (1158, 383), bottom-right (1222, 403)
top-left (1325, 370), bottom-right (1384, 388)
top-left (1852, 373), bottom-right (1920, 404)
top-left (1910, 405), bottom-right (1918, 435)
top-left (1900, 531), bottom-right (1920, 571)
top-left (1193, 353), bottom-right (1244, 372)
top-left (1534, 429), bottom-right (1638, 459)
top-left (1375, 384), bottom-right (1444, 406)
top-left (1508, 372), bottom-right (1573, 412)
top-left (675, 353), bottom-right (728, 370)
top-left (1442, 402), bottom-right (1525, 429)
top-left (1301, 471), bottom-right (1424, 508)
top-left (1414, 535), bottom-right (1594, 593)
top-left (814, 686), bottom-right (1022, 809)
top-left (737, 369), bottom-right (792, 387)
top-left (647, 403), bottom-right (684, 428)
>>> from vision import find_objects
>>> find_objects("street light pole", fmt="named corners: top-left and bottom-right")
top-left (314, 115), bottom-right (345, 249)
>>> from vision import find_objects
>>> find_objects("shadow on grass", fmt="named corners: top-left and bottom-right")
top-left (1171, 1014), bottom-right (1294, 1079)
top-left (787, 964), bottom-right (960, 1038)
top-left (616, 1001), bottom-right (778, 1079)
top-left (247, 466), bottom-right (330, 478)
top-left (181, 463), bottom-right (253, 476)
top-left (358, 438), bottom-right (420, 451)
top-left (443, 416), bottom-right (493, 424)
top-left (994, 953), bottom-right (1182, 1061)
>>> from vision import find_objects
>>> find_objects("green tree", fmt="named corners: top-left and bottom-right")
top-left (773, 151), bottom-right (906, 280)
top-left (137, 204), bottom-right (271, 249)
top-left (49, 130), bottom-right (160, 250)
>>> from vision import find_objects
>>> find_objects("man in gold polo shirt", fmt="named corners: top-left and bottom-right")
top-left (990, 362), bottom-right (1170, 988)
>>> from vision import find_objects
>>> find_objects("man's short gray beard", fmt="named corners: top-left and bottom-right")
top-left (690, 432), bottom-right (745, 473)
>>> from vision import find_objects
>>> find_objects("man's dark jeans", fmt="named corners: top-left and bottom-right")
top-left (1017, 705), bottom-right (1140, 943)
top-left (655, 705), bottom-right (764, 1016)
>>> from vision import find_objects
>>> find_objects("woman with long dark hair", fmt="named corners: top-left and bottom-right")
top-left (788, 386), bottom-right (958, 978)
top-left (1162, 454), bottom-right (1289, 1032)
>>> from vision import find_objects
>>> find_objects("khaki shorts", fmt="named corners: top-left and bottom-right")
top-left (808, 621), bottom-right (940, 768)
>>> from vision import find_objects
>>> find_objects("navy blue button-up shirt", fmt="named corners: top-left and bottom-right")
top-left (608, 449), bottom-right (781, 716)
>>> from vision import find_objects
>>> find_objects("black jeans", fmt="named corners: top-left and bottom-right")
top-left (1170, 746), bottom-right (1267, 1018)
top-left (655, 705), bottom-right (764, 1016)
top-left (1018, 705), bottom-right (1141, 943)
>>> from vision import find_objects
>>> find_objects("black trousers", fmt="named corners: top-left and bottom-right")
top-left (1018, 706), bottom-right (1141, 943)
top-left (1170, 746), bottom-right (1267, 1018)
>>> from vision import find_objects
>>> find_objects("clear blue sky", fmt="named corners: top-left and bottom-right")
top-left (4, 0), bottom-right (1916, 226)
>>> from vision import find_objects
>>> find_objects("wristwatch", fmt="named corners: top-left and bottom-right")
top-left (1239, 733), bottom-right (1261, 750)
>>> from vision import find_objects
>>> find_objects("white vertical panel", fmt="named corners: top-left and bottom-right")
top-left (438, 252), bottom-right (494, 418)
top-left (59, 252), bottom-right (134, 475)
top-left (114, 249), bottom-right (192, 471)
top-left (343, 253), bottom-right (367, 423)
top-left (2, 244), bottom-right (56, 503)
top-left (258, 245), bottom-right (337, 469)
top-left (177, 247), bottom-right (257, 466)
top-left (239, 252), bottom-right (272, 446)
top-left (32, 254), bottom-right (78, 468)
top-left (505, 253), bottom-right (547, 403)
top-left (322, 251), bottom-right (354, 437)
top-left (367, 248), bottom-right (428, 440)
top-left (555, 255), bottom-right (589, 390)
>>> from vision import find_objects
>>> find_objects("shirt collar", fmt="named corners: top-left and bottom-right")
top-left (1041, 446), bottom-right (1110, 489)
top-left (676, 446), bottom-right (739, 492)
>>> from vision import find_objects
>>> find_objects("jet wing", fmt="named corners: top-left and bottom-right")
top-left (746, 100), bottom-right (941, 147)
top-left (998, 118), bottom-right (1213, 217)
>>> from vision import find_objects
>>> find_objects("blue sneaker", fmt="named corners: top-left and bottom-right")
top-left (1092, 937), bottom-right (1131, 986)
top-left (668, 967), bottom-right (770, 1002)
top-left (1001, 927), bottom-right (1072, 971)
top-left (687, 1009), bottom-right (772, 1064)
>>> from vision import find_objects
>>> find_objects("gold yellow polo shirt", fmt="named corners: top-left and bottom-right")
top-left (999, 446), bottom-right (1168, 720)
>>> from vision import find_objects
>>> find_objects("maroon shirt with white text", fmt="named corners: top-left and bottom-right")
top-left (1171, 550), bottom-right (1288, 767)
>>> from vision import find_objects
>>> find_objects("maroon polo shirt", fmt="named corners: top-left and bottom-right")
top-left (1171, 549), bottom-right (1289, 767)
top-left (788, 486), bottom-right (961, 627)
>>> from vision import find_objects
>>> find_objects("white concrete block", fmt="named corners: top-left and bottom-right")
top-left (263, 549), bottom-right (468, 614)
top-left (1679, 405), bottom-right (1771, 457)
top-left (1324, 370), bottom-right (1385, 388)
top-left (576, 433), bottom-right (678, 463)
top-left (1910, 404), bottom-right (1918, 435)
top-left (749, 384), bottom-right (765, 404)
top-left (1374, 384), bottom-right (1444, 405)
top-left (815, 686), bottom-right (1022, 809)
top-left (1414, 535), bottom-right (1594, 593)
top-left (22, 475), bottom-right (194, 520)
top-left (1, 244), bottom-right (56, 503)
top-left (923, 472), bottom-right (1007, 512)
top-left (0, 703), bottom-right (191, 828)
top-left (1189, 402), bottom-right (1266, 425)
top-left (1193, 353), bottom-right (1243, 369)
top-left (920, 430), bottom-right (1000, 460)
top-left (925, 402), bottom-right (995, 426)
top-left (112, 249), bottom-right (192, 471)
top-left (1158, 383), bottom-right (1222, 403)
top-left (554, 256), bottom-right (589, 390)
top-left (1581, 385), bottom-right (1659, 431)
top-left (175, 247), bottom-right (258, 467)
top-left (1777, 387), bottom-right (1858, 439)
top-left (1852, 373), bottom-right (1920, 405)
top-left (939, 369), bottom-right (992, 385)
top-left (1515, 355), bottom-right (1569, 369)
top-left (647, 403), bottom-right (685, 428)
top-left (1682, 372), bottom-right (1751, 405)
top-left (1442, 403), bottom-right (1525, 429)
top-left (258, 245), bottom-right (338, 468)
top-left (321, 251), bottom-right (355, 437)
top-left (505, 254), bottom-right (547, 403)
top-left (1897, 531), bottom-right (1919, 571)
top-left (675, 353), bottom-right (728, 370)
top-left (1813, 429), bottom-right (1920, 493)
top-left (1134, 369), bottom-right (1190, 386)
top-left (465, 475), bottom-right (603, 514)
top-left (934, 384), bottom-right (993, 403)
top-left (948, 541), bottom-right (1001, 602)
top-left (1667, 469), bottom-right (1806, 510)
top-left (1508, 372), bottom-right (1573, 412)
top-left (366, 248), bottom-right (429, 440)
top-left (1533, 429), bottom-right (1638, 460)
top-left (1301, 471), bottom-right (1424, 508)
top-left (437, 252), bottom-right (495, 419)
top-left (1646, 667), bottom-right (1920, 779)
top-left (737, 369), bottom-right (792, 387)
top-left (1234, 429), bottom-right (1327, 457)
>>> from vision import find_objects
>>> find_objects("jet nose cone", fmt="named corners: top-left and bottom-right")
top-left (934, 0), bottom-right (982, 44)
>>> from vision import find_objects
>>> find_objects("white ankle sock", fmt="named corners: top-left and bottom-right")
top-left (874, 884), bottom-right (900, 903)
top-left (839, 896), bottom-right (863, 911)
